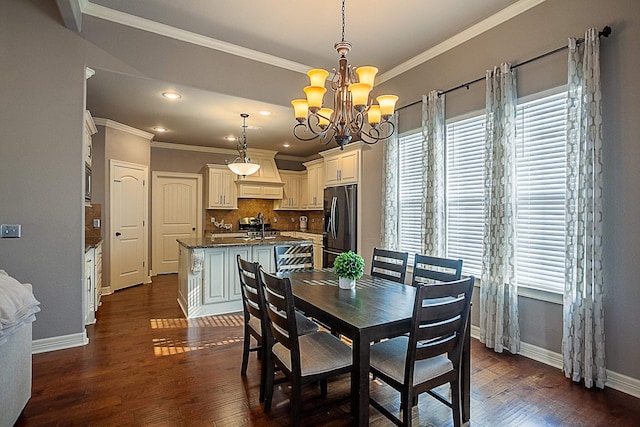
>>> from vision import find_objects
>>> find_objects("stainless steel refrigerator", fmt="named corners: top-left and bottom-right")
top-left (323, 184), bottom-right (357, 268)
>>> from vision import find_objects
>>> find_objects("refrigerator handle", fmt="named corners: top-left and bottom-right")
top-left (331, 196), bottom-right (338, 239)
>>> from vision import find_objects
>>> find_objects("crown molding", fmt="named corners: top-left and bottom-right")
top-left (81, 2), bottom-right (311, 74)
top-left (151, 141), bottom-right (237, 156)
top-left (378, 0), bottom-right (548, 84)
top-left (93, 118), bottom-right (154, 140)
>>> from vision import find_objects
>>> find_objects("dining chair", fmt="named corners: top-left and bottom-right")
top-left (371, 248), bottom-right (409, 284)
top-left (368, 276), bottom-right (475, 427)
top-left (274, 244), bottom-right (314, 272)
top-left (411, 254), bottom-right (463, 287)
top-left (236, 256), bottom-right (318, 402)
top-left (259, 267), bottom-right (353, 424)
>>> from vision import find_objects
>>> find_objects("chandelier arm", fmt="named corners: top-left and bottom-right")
top-left (358, 121), bottom-right (396, 144)
top-left (293, 122), bottom-right (323, 141)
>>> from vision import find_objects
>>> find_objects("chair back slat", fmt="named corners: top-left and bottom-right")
top-left (411, 254), bottom-right (463, 286)
top-left (371, 248), bottom-right (409, 284)
top-left (275, 244), bottom-right (314, 272)
top-left (405, 277), bottom-right (474, 381)
top-left (237, 256), bottom-right (265, 326)
top-left (260, 267), bottom-right (301, 366)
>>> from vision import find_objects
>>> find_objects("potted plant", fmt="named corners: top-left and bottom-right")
top-left (333, 251), bottom-right (365, 289)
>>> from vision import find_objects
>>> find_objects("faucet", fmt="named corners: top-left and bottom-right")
top-left (257, 212), bottom-right (265, 240)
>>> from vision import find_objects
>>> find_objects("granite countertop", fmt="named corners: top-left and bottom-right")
top-left (177, 235), bottom-right (313, 249)
top-left (85, 237), bottom-right (103, 252)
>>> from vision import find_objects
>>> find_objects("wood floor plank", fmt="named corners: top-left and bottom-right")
top-left (15, 274), bottom-right (640, 426)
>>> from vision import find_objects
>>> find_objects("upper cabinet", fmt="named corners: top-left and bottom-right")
top-left (303, 159), bottom-right (324, 210)
top-left (320, 143), bottom-right (361, 187)
top-left (84, 110), bottom-right (97, 167)
top-left (275, 170), bottom-right (306, 210)
top-left (204, 164), bottom-right (237, 209)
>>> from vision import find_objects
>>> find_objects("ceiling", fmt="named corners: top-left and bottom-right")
top-left (74, 0), bottom-right (526, 158)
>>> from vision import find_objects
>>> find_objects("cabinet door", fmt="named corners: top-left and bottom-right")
top-left (252, 245), bottom-right (275, 274)
top-left (306, 165), bottom-right (324, 209)
top-left (338, 151), bottom-right (359, 183)
top-left (221, 170), bottom-right (236, 208)
top-left (280, 174), bottom-right (294, 208)
top-left (208, 168), bottom-right (225, 208)
top-left (300, 174), bottom-right (308, 209)
top-left (324, 156), bottom-right (341, 186)
top-left (313, 242), bottom-right (323, 269)
top-left (228, 246), bottom-right (250, 300)
top-left (203, 248), bottom-right (228, 303)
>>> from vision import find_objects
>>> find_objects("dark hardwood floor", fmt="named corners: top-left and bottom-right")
top-left (16, 274), bottom-right (640, 426)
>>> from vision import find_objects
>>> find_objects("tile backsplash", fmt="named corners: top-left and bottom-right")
top-left (85, 203), bottom-right (102, 239)
top-left (206, 199), bottom-right (323, 233)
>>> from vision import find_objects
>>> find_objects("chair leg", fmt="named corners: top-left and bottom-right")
top-left (451, 380), bottom-right (462, 427)
top-left (263, 358), bottom-right (275, 413)
top-left (402, 391), bottom-right (412, 427)
top-left (241, 327), bottom-right (250, 376)
top-left (291, 379), bottom-right (302, 426)
top-left (320, 379), bottom-right (328, 397)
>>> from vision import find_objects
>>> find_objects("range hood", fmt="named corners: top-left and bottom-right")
top-left (235, 149), bottom-right (284, 199)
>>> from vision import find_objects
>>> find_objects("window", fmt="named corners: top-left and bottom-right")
top-left (445, 115), bottom-right (486, 276)
top-left (396, 88), bottom-right (568, 293)
top-left (397, 132), bottom-right (424, 261)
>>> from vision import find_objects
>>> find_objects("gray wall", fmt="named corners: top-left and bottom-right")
top-left (1, 0), bottom-right (638, 383)
top-left (378, 0), bottom-right (640, 379)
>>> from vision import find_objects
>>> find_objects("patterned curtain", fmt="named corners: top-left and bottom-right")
top-left (381, 114), bottom-right (399, 250)
top-left (563, 28), bottom-right (606, 389)
top-left (421, 91), bottom-right (446, 256)
top-left (479, 63), bottom-right (520, 354)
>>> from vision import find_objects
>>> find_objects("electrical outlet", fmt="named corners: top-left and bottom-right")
top-left (1, 224), bottom-right (21, 238)
top-left (93, 219), bottom-right (101, 228)
top-left (211, 217), bottom-right (216, 223)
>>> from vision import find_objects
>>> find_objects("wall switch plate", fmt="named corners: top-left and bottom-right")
top-left (93, 219), bottom-right (101, 228)
top-left (1, 224), bottom-right (21, 238)
top-left (211, 217), bottom-right (215, 223)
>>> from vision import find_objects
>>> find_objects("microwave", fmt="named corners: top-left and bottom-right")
top-left (85, 164), bottom-right (92, 202)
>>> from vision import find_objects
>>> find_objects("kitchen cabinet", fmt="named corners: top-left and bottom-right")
top-left (322, 145), bottom-right (360, 186)
top-left (84, 241), bottom-right (102, 325)
top-left (84, 110), bottom-right (97, 167)
top-left (303, 159), bottom-right (325, 209)
top-left (204, 164), bottom-right (237, 209)
top-left (275, 170), bottom-right (306, 210)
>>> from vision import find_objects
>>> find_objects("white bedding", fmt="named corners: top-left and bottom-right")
top-left (0, 269), bottom-right (40, 345)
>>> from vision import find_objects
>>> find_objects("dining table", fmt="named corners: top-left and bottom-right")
top-left (283, 269), bottom-right (471, 427)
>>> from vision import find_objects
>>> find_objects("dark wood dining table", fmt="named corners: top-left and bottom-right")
top-left (283, 269), bottom-right (471, 427)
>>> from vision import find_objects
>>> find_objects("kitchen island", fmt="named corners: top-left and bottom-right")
top-left (177, 235), bottom-right (312, 318)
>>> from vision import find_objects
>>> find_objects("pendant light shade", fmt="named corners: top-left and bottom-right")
top-left (227, 113), bottom-right (260, 177)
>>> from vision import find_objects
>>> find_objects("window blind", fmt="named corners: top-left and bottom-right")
top-left (397, 132), bottom-right (424, 260)
top-left (515, 91), bottom-right (567, 292)
top-left (445, 115), bottom-right (486, 276)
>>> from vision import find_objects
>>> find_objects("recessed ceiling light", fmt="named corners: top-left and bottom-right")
top-left (154, 127), bottom-right (168, 132)
top-left (283, 143), bottom-right (290, 148)
top-left (224, 136), bottom-right (237, 141)
top-left (162, 92), bottom-right (181, 100)
top-left (258, 110), bottom-right (271, 116)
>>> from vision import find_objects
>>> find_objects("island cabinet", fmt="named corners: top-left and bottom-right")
top-left (177, 236), bottom-right (309, 318)
top-left (275, 170), bottom-right (306, 210)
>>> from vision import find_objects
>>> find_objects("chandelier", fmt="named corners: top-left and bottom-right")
top-left (291, 0), bottom-right (398, 149)
top-left (227, 113), bottom-right (260, 177)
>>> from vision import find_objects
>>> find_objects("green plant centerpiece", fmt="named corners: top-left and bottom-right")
top-left (333, 251), bottom-right (365, 289)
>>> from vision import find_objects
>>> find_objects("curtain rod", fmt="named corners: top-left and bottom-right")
top-left (397, 26), bottom-right (612, 111)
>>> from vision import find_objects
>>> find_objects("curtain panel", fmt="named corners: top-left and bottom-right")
top-left (563, 28), bottom-right (606, 389)
top-left (479, 63), bottom-right (520, 354)
top-left (421, 91), bottom-right (446, 256)
top-left (381, 114), bottom-right (399, 250)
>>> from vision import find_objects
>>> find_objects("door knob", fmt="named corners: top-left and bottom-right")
top-left (192, 227), bottom-right (196, 231)
top-left (115, 232), bottom-right (121, 236)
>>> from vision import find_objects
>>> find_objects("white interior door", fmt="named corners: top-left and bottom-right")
top-left (152, 171), bottom-right (202, 275)
top-left (111, 160), bottom-right (148, 291)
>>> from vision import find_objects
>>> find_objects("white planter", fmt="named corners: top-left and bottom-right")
top-left (339, 277), bottom-right (356, 290)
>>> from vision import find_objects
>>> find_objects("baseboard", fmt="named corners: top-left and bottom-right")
top-left (470, 325), bottom-right (640, 399)
top-left (31, 330), bottom-right (89, 354)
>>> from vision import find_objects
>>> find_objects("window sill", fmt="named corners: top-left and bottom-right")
top-left (471, 277), bottom-right (563, 305)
